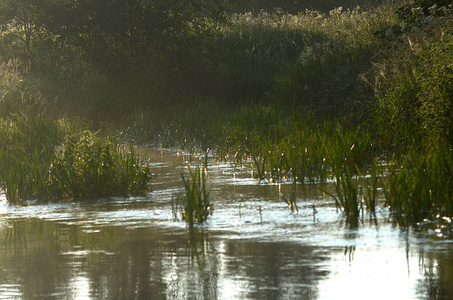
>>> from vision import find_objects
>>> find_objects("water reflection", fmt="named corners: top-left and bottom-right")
top-left (416, 251), bottom-right (453, 299)
top-left (0, 217), bottom-right (330, 299)
top-left (1, 215), bottom-right (452, 299)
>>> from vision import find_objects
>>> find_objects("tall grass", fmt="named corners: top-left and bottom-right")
top-left (202, 3), bottom-right (401, 108)
top-left (0, 112), bottom-right (152, 204)
top-left (174, 163), bottom-right (212, 226)
top-left (382, 147), bottom-right (453, 225)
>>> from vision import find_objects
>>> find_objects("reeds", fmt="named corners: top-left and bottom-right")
top-left (0, 112), bottom-right (152, 204)
top-left (48, 131), bottom-right (152, 200)
top-left (382, 147), bottom-right (453, 225)
top-left (326, 165), bottom-right (361, 223)
top-left (174, 164), bottom-right (212, 226)
top-left (362, 158), bottom-right (380, 215)
top-left (221, 106), bottom-right (375, 183)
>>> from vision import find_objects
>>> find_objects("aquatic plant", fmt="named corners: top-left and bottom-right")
top-left (176, 164), bottom-right (212, 226)
top-left (283, 178), bottom-right (298, 214)
top-left (382, 147), bottom-right (453, 225)
top-left (323, 165), bottom-right (361, 224)
top-left (48, 130), bottom-right (152, 200)
top-left (361, 158), bottom-right (380, 214)
top-left (0, 112), bottom-right (152, 204)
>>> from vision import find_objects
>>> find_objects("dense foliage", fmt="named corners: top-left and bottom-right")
top-left (0, 0), bottom-right (248, 117)
top-left (0, 112), bottom-right (151, 204)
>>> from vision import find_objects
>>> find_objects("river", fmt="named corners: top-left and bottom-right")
top-left (0, 149), bottom-right (451, 299)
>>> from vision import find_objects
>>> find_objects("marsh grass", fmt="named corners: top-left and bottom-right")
top-left (222, 105), bottom-right (375, 182)
top-left (220, 104), bottom-right (384, 223)
top-left (48, 131), bottom-right (152, 200)
top-left (174, 164), bottom-right (212, 226)
top-left (0, 112), bottom-right (152, 204)
top-left (382, 147), bottom-right (453, 225)
top-left (202, 3), bottom-right (401, 108)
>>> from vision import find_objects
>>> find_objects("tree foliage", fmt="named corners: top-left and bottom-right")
top-left (0, 0), bottom-right (241, 76)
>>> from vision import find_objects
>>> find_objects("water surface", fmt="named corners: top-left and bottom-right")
top-left (0, 149), bottom-right (452, 299)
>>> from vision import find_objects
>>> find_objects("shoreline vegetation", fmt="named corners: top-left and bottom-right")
top-left (0, 0), bottom-right (452, 228)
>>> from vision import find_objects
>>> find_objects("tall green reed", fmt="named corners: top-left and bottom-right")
top-left (175, 163), bottom-right (212, 226)
top-left (362, 158), bottom-right (380, 215)
top-left (48, 130), bottom-right (152, 200)
top-left (0, 112), bottom-right (152, 203)
top-left (382, 147), bottom-right (453, 225)
top-left (323, 165), bottom-right (361, 223)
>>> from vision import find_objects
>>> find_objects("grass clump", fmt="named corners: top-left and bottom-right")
top-left (0, 112), bottom-right (152, 204)
top-left (383, 147), bottom-right (453, 226)
top-left (173, 164), bottom-right (212, 226)
top-left (48, 130), bottom-right (151, 200)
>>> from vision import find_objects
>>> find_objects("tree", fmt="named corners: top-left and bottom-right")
top-left (0, 0), bottom-right (43, 70)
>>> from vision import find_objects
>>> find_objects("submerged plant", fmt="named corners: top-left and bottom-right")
top-left (283, 178), bottom-right (298, 214)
